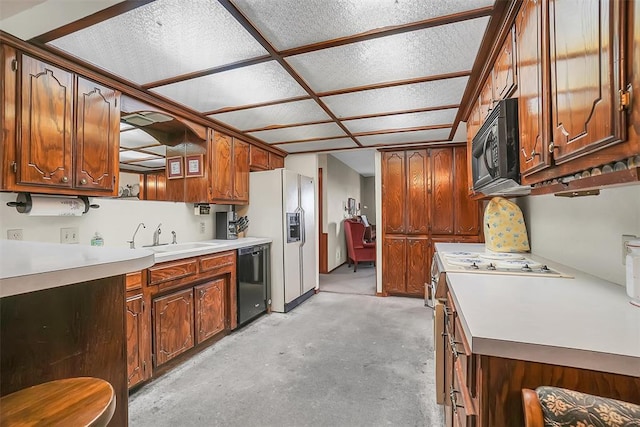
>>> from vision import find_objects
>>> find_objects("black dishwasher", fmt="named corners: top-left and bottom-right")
top-left (237, 244), bottom-right (270, 326)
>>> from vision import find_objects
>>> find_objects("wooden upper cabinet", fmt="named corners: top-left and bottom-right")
top-left (406, 150), bottom-right (429, 234)
top-left (210, 131), bottom-right (249, 204)
top-left (210, 131), bottom-right (234, 201)
top-left (269, 152), bottom-right (285, 169)
top-left (19, 54), bottom-right (73, 188)
top-left (478, 76), bottom-right (495, 123)
top-left (75, 77), bottom-right (118, 192)
top-left (548, 0), bottom-right (625, 163)
top-left (493, 28), bottom-right (517, 101)
top-left (453, 147), bottom-right (480, 235)
top-left (430, 148), bottom-right (454, 235)
top-left (381, 152), bottom-right (406, 234)
top-left (249, 145), bottom-right (269, 170)
top-left (516, 0), bottom-right (550, 176)
top-left (233, 138), bottom-right (249, 203)
top-left (6, 52), bottom-right (120, 196)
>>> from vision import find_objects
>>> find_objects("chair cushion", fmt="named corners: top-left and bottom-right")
top-left (536, 386), bottom-right (640, 427)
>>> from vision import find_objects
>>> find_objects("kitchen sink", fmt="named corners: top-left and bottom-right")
top-left (146, 242), bottom-right (221, 253)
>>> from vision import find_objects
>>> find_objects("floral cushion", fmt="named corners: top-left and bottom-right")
top-left (536, 386), bottom-right (640, 427)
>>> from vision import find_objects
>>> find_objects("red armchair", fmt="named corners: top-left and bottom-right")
top-left (344, 219), bottom-right (376, 272)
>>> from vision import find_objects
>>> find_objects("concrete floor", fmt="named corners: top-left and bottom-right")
top-left (129, 292), bottom-right (443, 426)
top-left (319, 263), bottom-right (376, 295)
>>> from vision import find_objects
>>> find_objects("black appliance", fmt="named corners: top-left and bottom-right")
top-left (471, 98), bottom-right (528, 195)
top-left (237, 244), bottom-right (270, 326)
top-left (216, 211), bottom-right (238, 240)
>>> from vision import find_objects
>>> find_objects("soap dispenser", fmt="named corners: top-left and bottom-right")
top-left (91, 232), bottom-right (104, 247)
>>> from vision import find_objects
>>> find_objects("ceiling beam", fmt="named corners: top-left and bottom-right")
top-left (216, 0), bottom-right (363, 147)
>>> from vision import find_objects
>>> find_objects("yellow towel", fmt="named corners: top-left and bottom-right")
top-left (484, 197), bottom-right (530, 253)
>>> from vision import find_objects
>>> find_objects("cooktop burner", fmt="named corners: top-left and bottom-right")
top-left (440, 252), bottom-right (571, 278)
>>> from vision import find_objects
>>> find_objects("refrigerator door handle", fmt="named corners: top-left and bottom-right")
top-left (299, 206), bottom-right (306, 246)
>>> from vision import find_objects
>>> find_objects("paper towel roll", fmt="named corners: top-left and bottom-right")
top-left (14, 193), bottom-right (88, 216)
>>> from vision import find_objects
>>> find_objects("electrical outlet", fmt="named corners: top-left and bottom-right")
top-left (622, 234), bottom-right (638, 265)
top-left (60, 227), bottom-right (79, 244)
top-left (199, 222), bottom-right (205, 234)
top-left (336, 249), bottom-right (341, 260)
top-left (7, 229), bottom-right (23, 240)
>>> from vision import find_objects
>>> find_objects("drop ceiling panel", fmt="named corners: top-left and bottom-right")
top-left (119, 150), bottom-right (161, 162)
top-left (343, 108), bottom-right (458, 134)
top-left (232, 0), bottom-right (495, 50)
top-left (275, 137), bottom-right (358, 153)
top-left (322, 76), bottom-right (469, 118)
top-left (139, 145), bottom-right (167, 156)
top-left (132, 159), bottom-right (167, 168)
top-left (151, 61), bottom-right (308, 112)
top-left (119, 129), bottom-right (163, 149)
top-left (356, 128), bottom-right (452, 146)
top-left (209, 99), bottom-right (331, 131)
top-left (48, 0), bottom-right (268, 85)
top-left (249, 122), bottom-right (345, 143)
top-left (287, 17), bottom-right (488, 92)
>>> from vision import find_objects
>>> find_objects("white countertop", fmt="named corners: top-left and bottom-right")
top-left (0, 240), bottom-right (155, 298)
top-left (151, 237), bottom-right (272, 263)
top-left (0, 237), bottom-right (272, 298)
top-left (434, 243), bottom-right (640, 377)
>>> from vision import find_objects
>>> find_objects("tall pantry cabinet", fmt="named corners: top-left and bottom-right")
top-left (381, 145), bottom-right (482, 297)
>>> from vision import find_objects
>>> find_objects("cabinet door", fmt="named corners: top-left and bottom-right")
top-left (406, 238), bottom-right (430, 296)
top-left (126, 294), bottom-right (149, 388)
top-left (549, 0), bottom-right (625, 163)
top-left (381, 152), bottom-right (406, 234)
top-left (516, 0), bottom-right (550, 176)
top-left (153, 288), bottom-right (194, 366)
top-left (478, 76), bottom-right (495, 123)
top-left (269, 152), bottom-right (285, 169)
top-left (453, 147), bottom-right (480, 235)
top-left (210, 132), bottom-right (234, 201)
top-left (430, 148), bottom-right (454, 235)
top-left (75, 77), bottom-right (119, 193)
top-left (406, 150), bottom-right (429, 234)
top-left (233, 138), bottom-right (249, 203)
top-left (249, 145), bottom-right (269, 170)
top-left (194, 278), bottom-right (226, 344)
top-left (493, 28), bottom-right (517, 101)
top-left (382, 237), bottom-right (406, 294)
top-left (19, 55), bottom-right (73, 188)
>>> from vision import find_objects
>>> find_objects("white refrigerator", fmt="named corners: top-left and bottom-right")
top-left (246, 169), bottom-right (317, 313)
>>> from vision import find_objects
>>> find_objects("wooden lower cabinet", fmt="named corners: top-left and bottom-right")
top-left (153, 288), bottom-right (194, 366)
top-left (194, 278), bottom-right (226, 344)
top-left (382, 236), bottom-right (430, 297)
top-left (126, 293), bottom-right (150, 388)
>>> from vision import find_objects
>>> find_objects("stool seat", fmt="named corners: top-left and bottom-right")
top-left (0, 377), bottom-right (115, 427)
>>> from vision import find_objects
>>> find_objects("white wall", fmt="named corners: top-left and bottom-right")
top-left (0, 188), bottom-right (231, 248)
top-left (325, 155), bottom-right (363, 271)
top-left (517, 185), bottom-right (640, 286)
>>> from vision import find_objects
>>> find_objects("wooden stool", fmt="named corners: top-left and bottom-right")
top-left (0, 377), bottom-right (115, 426)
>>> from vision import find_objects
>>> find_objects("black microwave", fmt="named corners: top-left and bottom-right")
top-left (471, 98), bottom-right (521, 193)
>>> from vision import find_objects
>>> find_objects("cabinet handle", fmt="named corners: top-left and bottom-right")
top-left (80, 178), bottom-right (87, 185)
top-left (61, 176), bottom-right (68, 183)
top-left (521, 148), bottom-right (540, 163)
top-left (548, 142), bottom-right (557, 154)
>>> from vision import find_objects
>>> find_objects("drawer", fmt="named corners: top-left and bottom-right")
top-left (126, 271), bottom-right (143, 291)
top-left (149, 259), bottom-right (198, 286)
top-left (200, 251), bottom-right (235, 273)
top-left (451, 357), bottom-right (477, 425)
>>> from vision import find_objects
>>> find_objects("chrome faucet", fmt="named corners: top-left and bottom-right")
top-left (171, 231), bottom-right (177, 244)
top-left (128, 222), bottom-right (145, 249)
top-left (152, 223), bottom-right (162, 246)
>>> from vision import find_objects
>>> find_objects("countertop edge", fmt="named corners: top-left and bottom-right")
top-left (151, 237), bottom-right (272, 263)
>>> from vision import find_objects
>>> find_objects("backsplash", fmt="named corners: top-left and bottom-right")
top-left (0, 193), bottom-right (230, 248)
top-left (517, 185), bottom-right (640, 286)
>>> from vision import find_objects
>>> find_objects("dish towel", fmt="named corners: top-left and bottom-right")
top-left (483, 197), bottom-right (530, 253)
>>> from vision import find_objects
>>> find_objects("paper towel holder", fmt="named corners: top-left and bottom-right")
top-left (6, 192), bottom-right (100, 214)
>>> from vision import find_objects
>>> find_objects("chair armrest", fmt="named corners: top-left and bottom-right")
top-left (522, 388), bottom-right (544, 427)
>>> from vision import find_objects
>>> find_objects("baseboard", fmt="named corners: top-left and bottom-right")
top-left (376, 292), bottom-right (387, 297)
